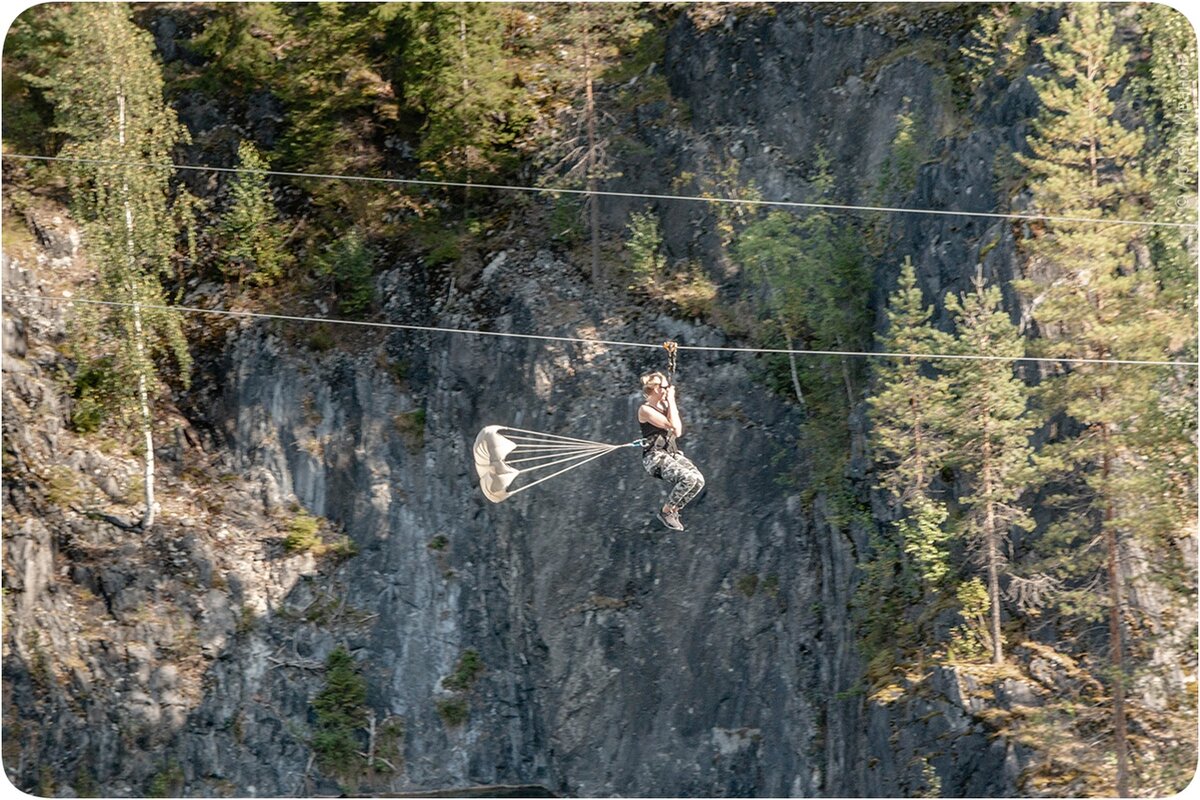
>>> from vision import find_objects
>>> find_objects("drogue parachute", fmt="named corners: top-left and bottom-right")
top-left (473, 425), bottom-right (642, 502)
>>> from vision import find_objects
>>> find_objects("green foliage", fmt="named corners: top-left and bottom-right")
top-left (435, 649), bottom-right (483, 726)
top-left (273, 5), bottom-right (394, 172)
top-left (733, 150), bottom-right (872, 456)
top-left (315, 228), bottom-right (376, 315)
top-left (73, 766), bottom-right (99, 798)
top-left (412, 217), bottom-right (465, 266)
top-left (312, 646), bottom-right (368, 777)
top-left (1019, 6), bottom-right (1148, 229)
top-left (217, 141), bottom-right (291, 287)
top-left (436, 697), bottom-right (469, 727)
top-left (284, 511), bottom-right (322, 553)
top-left (427, 534), bottom-right (449, 551)
top-left (397, 3), bottom-right (527, 186)
top-left (394, 409), bottom-right (427, 451)
top-left (1017, 3), bottom-right (1193, 578)
top-left (188, 4), bottom-right (403, 229)
top-left (185, 4), bottom-right (291, 95)
top-left (2, 8), bottom-right (61, 155)
top-left (1013, 8), bottom-right (1196, 790)
top-left (1135, 4), bottom-right (1199, 317)
top-left (625, 209), bottom-right (666, 286)
top-left (868, 258), bottom-right (953, 501)
top-left (877, 102), bottom-right (925, 197)
top-left (147, 761), bottom-right (184, 797)
top-left (27, 3), bottom-right (194, 528)
top-left (45, 466), bottom-right (85, 508)
top-left (946, 577), bottom-right (990, 661)
top-left (34, 3), bottom-right (193, 408)
top-left (69, 359), bottom-right (117, 433)
top-left (659, 266), bottom-right (719, 319)
top-left (284, 511), bottom-right (355, 558)
top-left (735, 574), bottom-right (760, 597)
top-left (547, 195), bottom-right (585, 245)
top-left (852, 523), bottom-right (911, 677)
top-left (441, 650), bottom-right (484, 692)
top-left (898, 496), bottom-right (951, 593)
top-left (958, 4), bottom-right (1032, 98)
top-left (941, 273), bottom-right (1035, 660)
top-left (306, 325), bottom-right (336, 352)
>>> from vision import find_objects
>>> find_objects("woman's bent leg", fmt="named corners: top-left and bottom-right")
top-left (661, 453), bottom-right (705, 510)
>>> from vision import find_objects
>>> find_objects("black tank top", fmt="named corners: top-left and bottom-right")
top-left (639, 407), bottom-right (680, 455)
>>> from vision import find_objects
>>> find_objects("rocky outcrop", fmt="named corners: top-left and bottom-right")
top-left (1, 6), bottom-right (1067, 797)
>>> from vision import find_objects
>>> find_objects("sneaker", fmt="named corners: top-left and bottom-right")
top-left (656, 510), bottom-right (685, 531)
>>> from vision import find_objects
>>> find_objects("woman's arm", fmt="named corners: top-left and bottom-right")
top-left (638, 393), bottom-right (684, 437)
top-left (664, 385), bottom-right (683, 437)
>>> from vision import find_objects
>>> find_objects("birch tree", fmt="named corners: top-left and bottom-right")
top-left (36, 3), bottom-right (191, 530)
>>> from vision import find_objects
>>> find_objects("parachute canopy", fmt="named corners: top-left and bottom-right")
top-left (473, 425), bottom-right (637, 503)
top-left (473, 426), bottom-right (520, 502)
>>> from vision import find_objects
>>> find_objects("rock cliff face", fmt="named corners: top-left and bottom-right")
top-left (4, 5), bottom-right (1064, 797)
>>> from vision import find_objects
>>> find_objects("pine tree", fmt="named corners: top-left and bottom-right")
top-left (271, 3), bottom-right (402, 228)
top-left (942, 272), bottom-right (1035, 664)
top-left (217, 141), bottom-right (291, 288)
top-left (186, 3), bottom-right (291, 96)
top-left (958, 3), bottom-right (1032, 100)
top-left (312, 645), bottom-right (369, 777)
top-left (868, 258), bottom-right (955, 599)
top-left (1136, 4), bottom-right (1198, 329)
top-left (870, 259), bottom-right (953, 503)
top-left (399, 3), bottom-right (525, 216)
top-left (532, 4), bottom-right (650, 282)
top-left (34, 3), bottom-right (191, 530)
top-left (1016, 6), bottom-right (1195, 793)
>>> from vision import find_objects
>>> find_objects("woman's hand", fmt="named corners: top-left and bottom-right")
top-left (665, 384), bottom-right (676, 402)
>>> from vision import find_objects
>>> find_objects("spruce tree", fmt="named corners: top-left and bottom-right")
top-left (868, 258), bottom-right (954, 600)
top-left (1136, 4), bottom-right (1198, 315)
top-left (942, 273), bottom-right (1034, 664)
top-left (35, 3), bottom-right (191, 530)
top-left (217, 141), bottom-right (291, 288)
top-left (1016, 6), bottom-right (1195, 793)
top-left (399, 3), bottom-right (524, 216)
top-left (870, 259), bottom-right (953, 504)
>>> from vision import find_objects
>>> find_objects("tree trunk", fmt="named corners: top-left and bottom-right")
top-left (783, 330), bottom-right (805, 408)
top-left (986, 518), bottom-right (1002, 663)
top-left (459, 12), bottom-right (472, 219)
top-left (834, 334), bottom-right (854, 407)
top-left (584, 8), bottom-right (600, 283)
top-left (1102, 424), bottom-right (1130, 797)
top-left (983, 430), bottom-right (1003, 664)
top-left (133, 307), bottom-right (156, 531)
top-left (118, 90), bottom-right (157, 531)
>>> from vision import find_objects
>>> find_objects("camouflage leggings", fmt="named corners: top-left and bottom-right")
top-left (643, 450), bottom-right (705, 510)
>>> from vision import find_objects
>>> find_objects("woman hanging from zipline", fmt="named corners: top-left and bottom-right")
top-left (637, 369), bottom-right (705, 531)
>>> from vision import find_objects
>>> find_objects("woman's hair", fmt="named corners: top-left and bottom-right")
top-left (641, 371), bottom-right (668, 396)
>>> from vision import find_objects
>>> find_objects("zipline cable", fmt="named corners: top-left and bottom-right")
top-left (5, 292), bottom-right (1196, 369)
top-left (3, 152), bottom-right (1194, 231)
